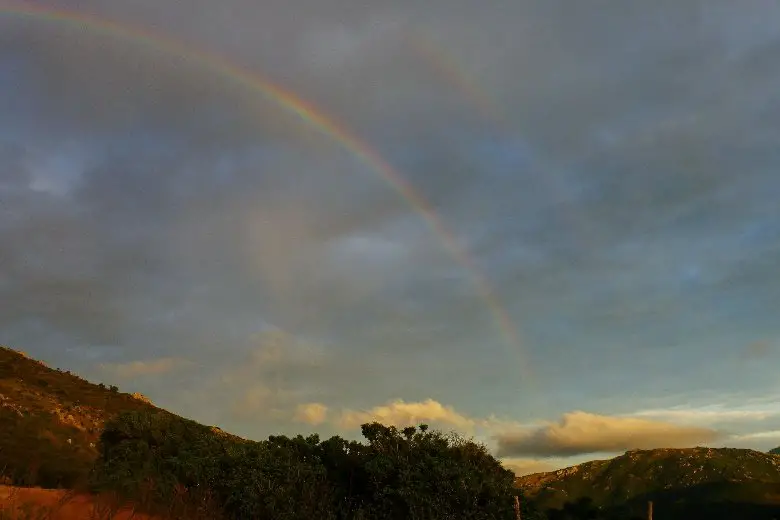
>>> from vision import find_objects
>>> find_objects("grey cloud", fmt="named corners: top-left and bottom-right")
top-left (745, 340), bottom-right (772, 359)
top-left (0, 145), bottom-right (123, 348)
top-left (496, 412), bottom-right (721, 458)
top-left (99, 357), bottom-right (192, 380)
top-left (0, 142), bottom-right (29, 188)
top-left (3, 0), bottom-right (780, 439)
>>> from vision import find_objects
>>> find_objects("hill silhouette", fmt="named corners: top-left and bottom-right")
top-left (516, 447), bottom-right (780, 519)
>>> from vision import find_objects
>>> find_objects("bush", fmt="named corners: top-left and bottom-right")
top-left (216, 436), bottom-right (336, 520)
top-left (91, 411), bottom-right (230, 502)
top-left (92, 411), bottom-right (530, 519)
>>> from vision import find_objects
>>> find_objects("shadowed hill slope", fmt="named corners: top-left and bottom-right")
top-left (516, 447), bottom-right (780, 519)
top-left (0, 345), bottom-right (179, 487)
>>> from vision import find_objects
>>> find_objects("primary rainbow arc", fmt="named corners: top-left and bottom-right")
top-left (0, 1), bottom-right (533, 384)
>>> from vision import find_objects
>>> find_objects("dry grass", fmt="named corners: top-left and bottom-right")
top-left (0, 485), bottom-right (128, 519)
top-left (0, 485), bottom-right (219, 520)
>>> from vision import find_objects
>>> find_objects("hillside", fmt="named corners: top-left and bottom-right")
top-left (516, 447), bottom-right (780, 519)
top-left (0, 345), bottom-right (170, 487)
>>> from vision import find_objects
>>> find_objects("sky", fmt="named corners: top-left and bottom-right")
top-left (2, 0), bottom-right (780, 476)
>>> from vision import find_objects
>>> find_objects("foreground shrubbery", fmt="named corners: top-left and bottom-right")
top-left (90, 410), bottom-right (540, 519)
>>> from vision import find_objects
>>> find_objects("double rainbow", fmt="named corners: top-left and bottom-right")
top-left (0, 2), bottom-right (532, 384)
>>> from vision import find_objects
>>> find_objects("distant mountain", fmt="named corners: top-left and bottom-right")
top-left (0, 345), bottom-right (192, 487)
top-left (516, 447), bottom-right (780, 519)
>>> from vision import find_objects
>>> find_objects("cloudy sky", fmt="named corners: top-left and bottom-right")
top-left (2, 0), bottom-right (780, 475)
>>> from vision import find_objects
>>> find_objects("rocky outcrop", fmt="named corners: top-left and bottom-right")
top-left (131, 392), bottom-right (154, 405)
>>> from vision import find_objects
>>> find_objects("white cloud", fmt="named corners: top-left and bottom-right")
top-left (336, 398), bottom-right (476, 430)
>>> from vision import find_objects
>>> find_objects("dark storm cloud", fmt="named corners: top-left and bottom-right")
top-left (3, 0), bottom-right (780, 444)
top-left (0, 144), bottom-right (124, 346)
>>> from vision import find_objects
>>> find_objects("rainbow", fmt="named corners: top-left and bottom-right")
top-left (406, 29), bottom-right (600, 257)
top-left (0, 1), bottom-right (533, 384)
top-left (405, 30), bottom-right (503, 126)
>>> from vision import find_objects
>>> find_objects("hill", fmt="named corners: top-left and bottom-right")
top-left (9, 344), bottom-right (779, 519)
top-left (0, 345), bottom-right (173, 487)
top-left (1, 345), bottom-right (527, 519)
top-left (516, 447), bottom-right (780, 519)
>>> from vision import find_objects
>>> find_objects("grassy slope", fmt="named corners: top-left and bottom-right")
top-left (0, 345), bottom-right (164, 486)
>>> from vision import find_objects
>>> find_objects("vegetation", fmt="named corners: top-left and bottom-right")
top-left (90, 410), bottom-right (533, 519)
top-left (1, 346), bottom-right (538, 519)
top-left (5, 345), bottom-right (780, 519)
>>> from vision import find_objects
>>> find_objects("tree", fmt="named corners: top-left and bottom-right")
top-left (769, 446), bottom-right (780, 455)
top-left (345, 422), bottom-right (519, 519)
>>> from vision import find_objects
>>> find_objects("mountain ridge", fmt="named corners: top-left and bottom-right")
top-left (516, 446), bottom-right (780, 519)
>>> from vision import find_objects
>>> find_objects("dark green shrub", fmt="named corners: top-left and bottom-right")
top-left (91, 410), bottom-right (230, 505)
top-left (92, 412), bottom-right (529, 519)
